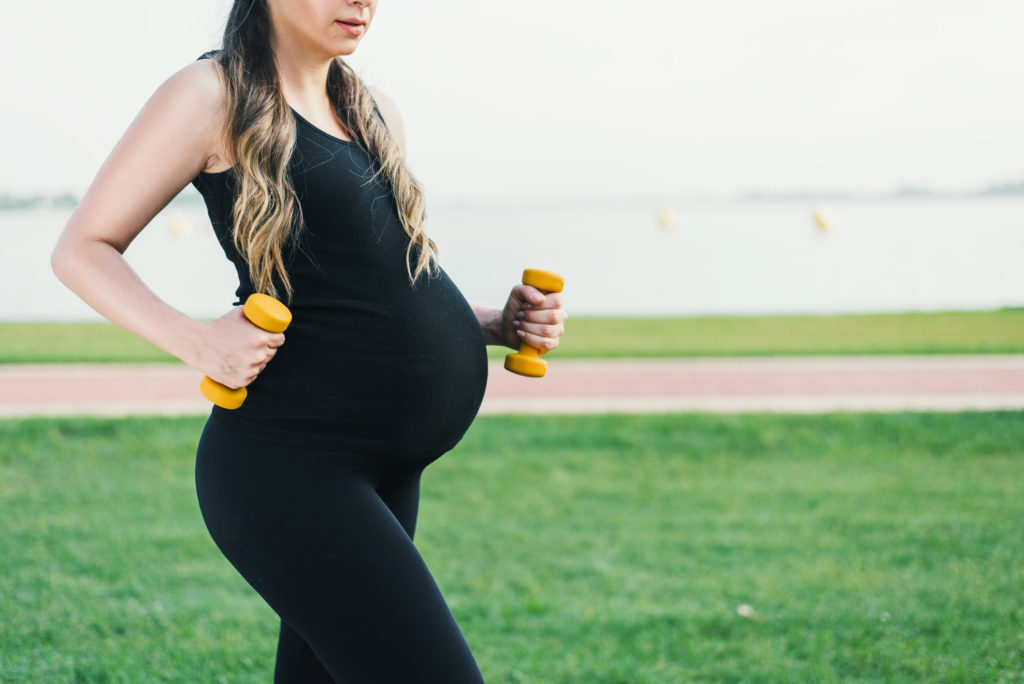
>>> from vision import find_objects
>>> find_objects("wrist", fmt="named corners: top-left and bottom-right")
top-left (172, 314), bottom-right (208, 369)
top-left (474, 306), bottom-right (504, 346)
top-left (483, 310), bottom-right (504, 346)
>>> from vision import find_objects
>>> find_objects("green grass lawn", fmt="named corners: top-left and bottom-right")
top-left (2, 308), bottom-right (1023, 363)
top-left (1, 412), bottom-right (1021, 682)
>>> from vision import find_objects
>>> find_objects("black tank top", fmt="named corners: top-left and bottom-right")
top-left (190, 52), bottom-right (488, 453)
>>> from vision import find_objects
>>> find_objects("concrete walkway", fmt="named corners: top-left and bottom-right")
top-left (2, 356), bottom-right (1023, 418)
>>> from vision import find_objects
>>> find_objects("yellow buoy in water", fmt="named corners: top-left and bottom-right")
top-left (168, 211), bottom-right (191, 238)
top-left (656, 207), bottom-right (678, 231)
top-left (812, 207), bottom-right (831, 232)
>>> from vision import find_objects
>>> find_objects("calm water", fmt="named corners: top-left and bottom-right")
top-left (3, 197), bottom-right (1022, 321)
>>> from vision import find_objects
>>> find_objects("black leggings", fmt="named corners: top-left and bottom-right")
top-left (194, 416), bottom-right (485, 683)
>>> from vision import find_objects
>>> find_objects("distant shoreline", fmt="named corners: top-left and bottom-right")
top-left (3, 185), bottom-right (1023, 212)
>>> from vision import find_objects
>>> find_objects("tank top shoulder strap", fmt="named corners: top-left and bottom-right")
top-left (367, 94), bottom-right (388, 132)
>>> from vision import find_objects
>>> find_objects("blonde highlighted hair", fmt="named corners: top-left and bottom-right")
top-left (209, 0), bottom-right (438, 302)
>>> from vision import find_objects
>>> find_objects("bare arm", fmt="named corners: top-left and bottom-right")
top-left (472, 305), bottom-right (507, 347)
top-left (51, 60), bottom-right (283, 389)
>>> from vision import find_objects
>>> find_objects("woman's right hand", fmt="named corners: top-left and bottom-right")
top-left (193, 306), bottom-right (286, 390)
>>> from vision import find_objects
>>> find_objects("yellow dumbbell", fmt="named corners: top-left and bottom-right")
top-left (504, 268), bottom-right (565, 378)
top-left (199, 293), bottom-right (292, 409)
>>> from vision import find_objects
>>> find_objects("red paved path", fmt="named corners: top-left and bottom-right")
top-left (2, 356), bottom-right (1023, 417)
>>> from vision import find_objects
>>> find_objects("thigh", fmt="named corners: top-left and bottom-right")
top-left (275, 486), bottom-right (483, 683)
top-left (195, 418), bottom-right (483, 683)
top-left (276, 466), bottom-right (426, 682)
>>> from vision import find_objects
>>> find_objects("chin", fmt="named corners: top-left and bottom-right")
top-left (329, 41), bottom-right (360, 57)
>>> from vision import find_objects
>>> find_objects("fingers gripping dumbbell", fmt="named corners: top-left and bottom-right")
top-left (199, 293), bottom-right (292, 409)
top-left (504, 268), bottom-right (565, 378)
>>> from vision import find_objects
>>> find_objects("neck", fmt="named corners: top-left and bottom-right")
top-left (268, 32), bottom-right (334, 111)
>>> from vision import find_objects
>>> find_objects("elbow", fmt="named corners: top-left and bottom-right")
top-left (51, 231), bottom-right (122, 289)
top-left (50, 240), bottom-right (71, 284)
top-left (50, 230), bottom-right (83, 286)
top-left (50, 232), bottom-right (87, 286)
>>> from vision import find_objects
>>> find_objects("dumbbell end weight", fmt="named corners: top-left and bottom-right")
top-left (242, 293), bottom-right (292, 333)
top-left (504, 346), bottom-right (548, 377)
top-left (200, 376), bottom-right (248, 409)
top-left (520, 268), bottom-right (564, 294)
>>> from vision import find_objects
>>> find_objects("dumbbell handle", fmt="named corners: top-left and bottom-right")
top-left (200, 293), bottom-right (292, 410)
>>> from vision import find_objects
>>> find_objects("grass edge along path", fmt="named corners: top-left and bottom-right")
top-left (1, 411), bottom-right (1022, 682)
top-left (1, 307), bottom-right (1023, 364)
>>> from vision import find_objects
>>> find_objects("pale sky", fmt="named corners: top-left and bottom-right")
top-left (3, 1), bottom-right (1023, 202)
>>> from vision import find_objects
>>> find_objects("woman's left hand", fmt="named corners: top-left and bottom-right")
top-left (496, 284), bottom-right (568, 352)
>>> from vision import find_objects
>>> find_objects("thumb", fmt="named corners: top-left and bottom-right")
top-left (513, 283), bottom-right (545, 306)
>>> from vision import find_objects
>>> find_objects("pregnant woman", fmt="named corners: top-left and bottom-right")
top-left (50, 1), bottom-right (567, 681)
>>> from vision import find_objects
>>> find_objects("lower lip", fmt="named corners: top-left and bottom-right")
top-left (336, 21), bottom-right (364, 36)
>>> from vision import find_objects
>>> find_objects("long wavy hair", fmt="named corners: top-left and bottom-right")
top-left (209, 0), bottom-right (438, 301)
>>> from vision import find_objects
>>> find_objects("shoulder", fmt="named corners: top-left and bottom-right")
top-left (146, 57), bottom-right (230, 170)
top-left (161, 58), bottom-right (227, 121)
top-left (367, 86), bottom-right (398, 118)
top-left (368, 86), bottom-right (407, 157)
top-left (138, 58), bottom-right (227, 141)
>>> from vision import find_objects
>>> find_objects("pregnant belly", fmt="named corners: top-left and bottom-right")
top-left (234, 275), bottom-right (489, 452)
